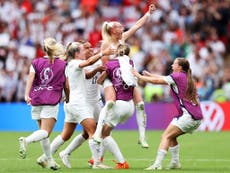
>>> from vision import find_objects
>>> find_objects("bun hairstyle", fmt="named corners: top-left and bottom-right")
top-left (43, 37), bottom-right (64, 62)
top-left (117, 44), bottom-right (130, 56)
top-left (65, 42), bottom-right (81, 61)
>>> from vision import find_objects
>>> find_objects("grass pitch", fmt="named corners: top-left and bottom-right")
top-left (0, 131), bottom-right (229, 173)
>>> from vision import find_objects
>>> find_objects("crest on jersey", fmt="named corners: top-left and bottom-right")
top-left (113, 67), bottom-right (122, 83)
top-left (40, 67), bottom-right (54, 85)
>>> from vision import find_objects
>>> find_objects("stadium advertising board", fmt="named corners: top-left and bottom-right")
top-left (0, 101), bottom-right (230, 131)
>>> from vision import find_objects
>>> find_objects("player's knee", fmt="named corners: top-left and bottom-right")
top-left (136, 101), bottom-right (144, 111)
top-left (105, 100), bottom-right (115, 110)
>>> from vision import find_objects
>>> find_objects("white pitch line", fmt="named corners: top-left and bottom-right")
top-left (1, 158), bottom-right (230, 162)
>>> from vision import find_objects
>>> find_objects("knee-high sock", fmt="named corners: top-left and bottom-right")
top-left (94, 101), bottom-right (114, 138)
top-left (103, 136), bottom-right (125, 163)
top-left (101, 142), bottom-right (106, 158)
top-left (50, 135), bottom-right (65, 155)
top-left (169, 145), bottom-right (180, 163)
top-left (40, 137), bottom-right (53, 159)
top-left (154, 149), bottom-right (167, 166)
top-left (88, 139), bottom-right (102, 165)
top-left (136, 101), bottom-right (146, 139)
top-left (64, 134), bottom-right (86, 155)
top-left (25, 129), bottom-right (48, 144)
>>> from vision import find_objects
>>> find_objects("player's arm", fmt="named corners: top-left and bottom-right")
top-left (100, 41), bottom-right (110, 65)
top-left (97, 71), bottom-right (108, 85)
top-left (24, 70), bottom-right (35, 105)
top-left (132, 68), bottom-right (167, 85)
top-left (85, 65), bottom-right (106, 79)
top-left (63, 77), bottom-right (70, 103)
top-left (79, 47), bottom-right (115, 68)
top-left (122, 4), bottom-right (156, 41)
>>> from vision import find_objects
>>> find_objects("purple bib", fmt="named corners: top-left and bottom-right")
top-left (106, 59), bottom-right (134, 101)
top-left (30, 57), bottom-right (66, 105)
top-left (170, 72), bottom-right (203, 120)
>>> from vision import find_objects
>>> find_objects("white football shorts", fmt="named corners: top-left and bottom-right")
top-left (171, 108), bottom-right (201, 133)
top-left (64, 103), bottom-right (93, 123)
top-left (105, 100), bottom-right (135, 128)
top-left (31, 104), bottom-right (59, 120)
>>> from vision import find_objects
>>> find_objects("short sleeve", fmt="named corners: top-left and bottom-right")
top-left (164, 75), bottom-right (175, 85)
top-left (29, 65), bottom-right (35, 73)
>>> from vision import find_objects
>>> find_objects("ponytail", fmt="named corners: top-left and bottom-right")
top-left (102, 22), bottom-right (113, 43)
top-left (186, 68), bottom-right (198, 105)
top-left (177, 58), bottom-right (199, 105)
top-left (65, 42), bottom-right (81, 62)
top-left (43, 37), bottom-right (64, 63)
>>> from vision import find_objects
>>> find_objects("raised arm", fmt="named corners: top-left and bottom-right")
top-left (132, 68), bottom-right (167, 85)
top-left (122, 4), bottom-right (156, 41)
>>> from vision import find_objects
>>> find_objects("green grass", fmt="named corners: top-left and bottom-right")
top-left (0, 131), bottom-right (230, 173)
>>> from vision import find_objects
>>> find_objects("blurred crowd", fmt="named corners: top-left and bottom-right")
top-left (0, 0), bottom-right (230, 103)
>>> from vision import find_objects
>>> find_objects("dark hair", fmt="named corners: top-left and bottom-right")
top-left (177, 57), bottom-right (199, 104)
top-left (117, 44), bottom-right (130, 56)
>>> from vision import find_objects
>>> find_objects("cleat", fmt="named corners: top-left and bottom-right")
top-left (59, 151), bottom-right (71, 168)
top-left (167, 162), bottom-right (181, 169)
top-left (88, 157), bottom-right (103, 167)
top-left (144, 163), bottom-right (162, 170)
top-left (115, 161), bottom-right (129, 169)
top-left (88, 159), bottom-right (94, 167)
top-left (19, 137), bottom-right (27, 159)
top-left (47, 158), bottom-right (60, 170)
top-left (37, 154), bottom-right (48, 168)
top-left (138, 138), bottom-right (149, 148)
top-left (92, 163), bottom-right (112, 169)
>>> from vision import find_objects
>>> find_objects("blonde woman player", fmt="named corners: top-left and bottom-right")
top-left (97, 44), bottom-right (137, 169)
top-left (38, 41), bottom-right (115, 169)
top-left (132, 58), bottom-right (203, 170)
top-left (92, 3), bottom-right (157, 148)
top-left (58, 41), bottom-right (107, 168)
top-left (18, 37), bottom-right (68, 170)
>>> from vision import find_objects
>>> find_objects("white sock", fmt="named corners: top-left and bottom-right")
top-left (64, 134), bottom-right (86, 155)
top-left (40, 137), bottom-right (52, 159)
top-left (50, 135), bottom-right (65, 155)
top-left (94, 106), bottom-right (107, 138)
top-left (169, 145), bottom-right (180, 163)
top-left (154, 149), bottom-right (167, 166)
top-left (94, 101), bottom-right (115, 139)
top-left (88, 139), bottom-right (101, 165)
top-left (103, 136), bottom-right (125, 163)
top-left (101, 142), bottom-right (106, 158)
top-left (136, 101), bottom-right (146, 139)
top-left (25, 130), bottom-right (48, 144)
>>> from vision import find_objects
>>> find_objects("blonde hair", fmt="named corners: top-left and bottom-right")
top-left (43, 37), bottom-right (64, 63)
top-left (101, 21), bottom-right (121, 43)
top-left (117, 44), bottom-right (130, 56)
top-left (176, 57), bottom-right (198, 104)
top-left (65, 42), bottom-right (82, 62)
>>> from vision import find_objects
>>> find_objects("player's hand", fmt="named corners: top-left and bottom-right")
top-left (24, 95), bottom-right (31, 105)
top-left (149, 4), bottom-right (156, 14)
